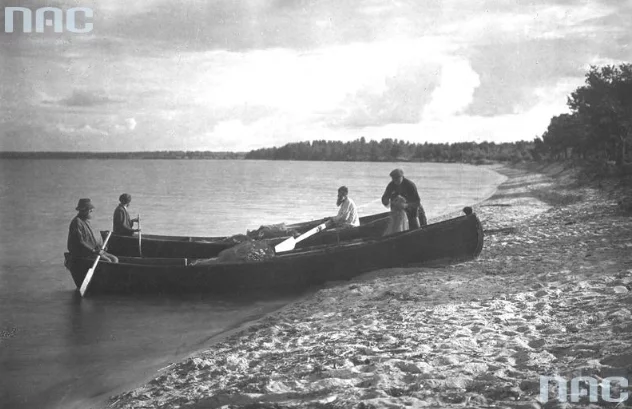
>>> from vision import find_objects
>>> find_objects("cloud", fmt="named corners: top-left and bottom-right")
top-left (108, 117), bottom-right (138, 132)
top-left (125, 118), bottom-right (137, 131)
top-left (1, 0), bottom-right (630, 152)
top-left (57, 123), bottom-right (109, 136)
top-left (90, 0), bottom-right (398, 51)
top-left (423, 59), bottom-right (480, 120)
top-left (463, 37), bottom-right (595, 117)
top-left (329, 55), bottom-right (481, 128)
top-left (331, 63), bottom-right (441, 128)
top-left (44, 90), bottom-right (123, 107)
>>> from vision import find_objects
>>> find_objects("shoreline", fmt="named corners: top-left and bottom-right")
top-left (104, 163), bottom-right (632, 408)
top-left (79, 292), bottom-right (315, 409)
top-left (427, 163), bottom-right (508, 225)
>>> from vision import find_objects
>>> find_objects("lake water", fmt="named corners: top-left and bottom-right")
top-left (0, 159), bottom-right (506, 409)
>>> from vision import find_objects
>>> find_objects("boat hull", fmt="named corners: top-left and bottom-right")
top-left (66, 213), bottom-right (484, 296)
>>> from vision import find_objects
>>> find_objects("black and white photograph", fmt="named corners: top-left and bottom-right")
top-left (1, 0), bottom-right (631, 408)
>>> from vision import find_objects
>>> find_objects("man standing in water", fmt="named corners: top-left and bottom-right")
top-left (113, 193), bottom-right (140, 236)
top-left (381, 168), bottom-right (427, 229)
top-left (68, 198), bottom-right (118, 262)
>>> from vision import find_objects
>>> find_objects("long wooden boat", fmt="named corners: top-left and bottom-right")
top-left (103, 212), bottom-right (392, 258)
top-left (65, 210), bottom-right (484, 295)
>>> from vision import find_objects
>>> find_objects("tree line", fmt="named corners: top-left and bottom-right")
top-left (536, 63), bottom-right (632, 166)
top-left (245, 138), bottom-right (535, 164)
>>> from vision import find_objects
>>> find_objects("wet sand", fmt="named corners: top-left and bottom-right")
top-left (104, 164), bottom-right (632, 409)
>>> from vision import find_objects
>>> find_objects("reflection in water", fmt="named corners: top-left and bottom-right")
top-left (66, 291), bottom-right (94, 349)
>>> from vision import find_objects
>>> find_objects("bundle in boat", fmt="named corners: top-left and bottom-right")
top-left (217, 234), bottom-right (251, 244)
top-left (190, 239), bottom-right (276, 265)
top-left (218, 240), bottom-right (275, 261)
top-left (247, 223), bottom-right (299, 240)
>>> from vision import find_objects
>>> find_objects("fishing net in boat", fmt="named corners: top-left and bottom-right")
top-left (220, 234), bottom-right (251, 244)
top-left (247, 223), bottom-right (299, 240)
top-left (216, 240), bottom-right (275, 262)
top-left (189, 239), bottom-right (277, 266)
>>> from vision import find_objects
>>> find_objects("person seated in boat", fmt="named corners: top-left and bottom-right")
top-left (381, 168), bottom-right (428, 229)
top-left (326, 186), bottom-right (360, 228)
top-left (68, 198), bottom-right (118, 263)
top-left (113, 193), bottom-right (140, 236)
top-left (383, 195), bottom-right (409, 235)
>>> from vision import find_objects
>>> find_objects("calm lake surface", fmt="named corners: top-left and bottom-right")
top-left (0, 159), bottom-right (506, 409)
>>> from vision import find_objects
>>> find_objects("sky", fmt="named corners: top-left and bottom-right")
top-left (0, 0), bottom-right (630, 152)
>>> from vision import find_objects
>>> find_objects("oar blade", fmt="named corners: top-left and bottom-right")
top-left (79, 230), bottom-right (112, 298)
top-left (138, 214), bottom-right (142, 257)
top-left (274, 222), bottom-right (328, 253)
top-left (274, 237), bottom-right (296, 253)
top-left (79, 267), bottom-right (96, 296)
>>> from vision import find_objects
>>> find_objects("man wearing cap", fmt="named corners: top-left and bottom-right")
top-left (68, 198), bottom-right (118, 263)
top-left (327, 186), bottom-right (360, 228)
top-left (381, 169), bottom-right (428, 229)
top-left (113, 193), bottom-right (140, 236)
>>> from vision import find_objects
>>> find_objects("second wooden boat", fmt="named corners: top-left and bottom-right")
top-left (103, 212), bottom-right (392, 258)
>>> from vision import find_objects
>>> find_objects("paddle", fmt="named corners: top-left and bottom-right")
top-left (137, 214), bottom-right (142, 257)
top-left (274, 222), bottom-right (328, 253)
top-left (79, 231), bottom-right (113, 297)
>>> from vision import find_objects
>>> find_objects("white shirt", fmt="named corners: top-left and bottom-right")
top-left (332, 197), bottom-right (360, 227)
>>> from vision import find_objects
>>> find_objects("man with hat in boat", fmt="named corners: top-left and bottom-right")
top-left (381, 168), bottom-right (428, 230)
top-left (113, 193), bottom-right (140, 236)
top-left (67, 198), bottom-right (118, 263)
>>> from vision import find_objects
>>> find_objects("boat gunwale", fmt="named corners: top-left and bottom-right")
top-left (104, 212), bottom-right (392, 243)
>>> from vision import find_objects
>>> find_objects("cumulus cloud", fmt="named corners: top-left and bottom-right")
top-left (423, 59), bottom-right (480, 120)
top-left (331, 64), bottom-right (440, 128)
top-left (464, 37), bottom-right (594, 117)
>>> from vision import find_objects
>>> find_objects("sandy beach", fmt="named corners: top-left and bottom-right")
top-left (104, 164), bottom-right (632, 409)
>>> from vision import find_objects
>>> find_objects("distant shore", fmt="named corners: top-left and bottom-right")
top-left (0, 151), bottom-right (246, 160)
top-left (0, 152), bottom-right (501, 166)
top-left (0, 151), bottom-right (474, 162)
top-left (0, 137), bottom-right (534, 163)
top-left (104, 163), bottom-right (632, 408)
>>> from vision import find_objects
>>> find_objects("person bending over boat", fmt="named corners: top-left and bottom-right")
top-left (113, 193), bottom-right (140, 236)
top-left (68, 198), bottom-right (118, 263)
top-left (381, 168), bottom-right (428, 229)
top-left (383, 195), bottom-right (409, 235)
top-left (327, 186), bottom-right (360, 228)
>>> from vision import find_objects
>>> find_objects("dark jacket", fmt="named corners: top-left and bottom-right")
top-left (67, 216), bottom-right (102, 257)
top-left (381, 177), bottom-right (421, 209)
top-left (113, 204), bottom-right (134, 236)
